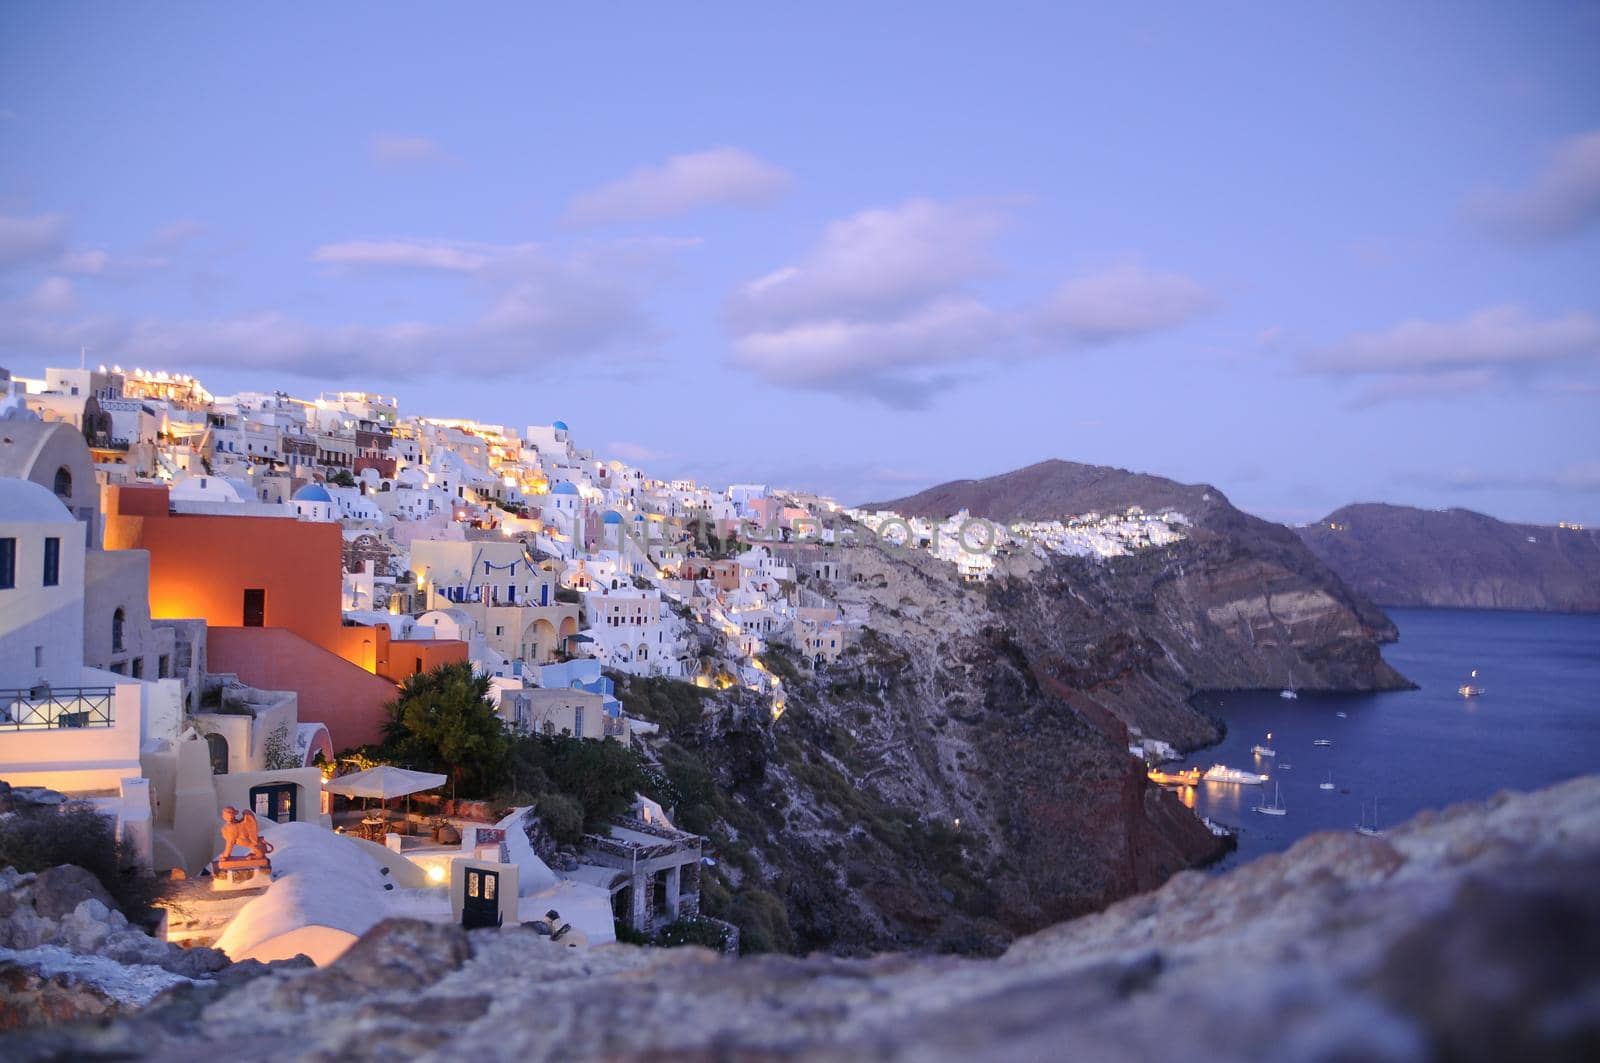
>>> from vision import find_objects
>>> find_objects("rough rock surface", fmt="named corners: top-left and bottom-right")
top-left (12, 777), bottom-right (1594, 1062)
top-left (1298, 502), bottom-right (1600, 612)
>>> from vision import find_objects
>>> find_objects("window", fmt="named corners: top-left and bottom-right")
top-left (573, 706), bottom-right (584, 737)
top-left (131, 658), bottom-right (144, 679)
top-left (112, 608), bottom-right (126, 652)
top-left (43, 537), bottom-right (60, 587)
top-left (250, 783), bottom-right (298, 824)
top-left (0, 537), bottom-right (14, 589)
top-left (158, 655), bottom-right (170, 679)
top-left (53, 467), bottom-right (72, 498)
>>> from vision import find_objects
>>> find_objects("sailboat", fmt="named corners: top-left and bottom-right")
top-left (1253, 782), bottom-right (1287, 816)
top-left (1356, 799), bottom-right (1383, 837)
top-left (1251, 731), bottom-right (1277, 758)
top-left (1320, 771), bottom-right (1336, 791)
top-left (1458, 668), bottom-right (1485, 698)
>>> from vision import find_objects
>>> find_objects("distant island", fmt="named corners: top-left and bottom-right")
top-left (1297, 503), bottom-right (1600, 613)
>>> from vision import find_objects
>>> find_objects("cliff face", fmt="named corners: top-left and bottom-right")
top-left (14, 777), bottom-right (1597, 1062)
top-left (1298, 503), bottom-right (1600, 612)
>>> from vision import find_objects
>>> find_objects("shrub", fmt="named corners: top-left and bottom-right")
top-left (0, 802), bottom-right (170, 918)
top-left (653, 916), bottom-right (731, 950)
top-left (534, 791), bottom-right (585, 845)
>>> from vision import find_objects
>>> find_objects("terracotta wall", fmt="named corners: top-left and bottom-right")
top-left (208, 627), bottom-right (398, 750)
top-left (377, 637), bottom-right (469, 686)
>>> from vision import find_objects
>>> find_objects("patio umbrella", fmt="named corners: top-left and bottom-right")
top-left (325, 766), bottom-right (448, 821)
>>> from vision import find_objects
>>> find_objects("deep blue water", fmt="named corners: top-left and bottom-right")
top-left (1184, 608), bottom-right (1600, 869)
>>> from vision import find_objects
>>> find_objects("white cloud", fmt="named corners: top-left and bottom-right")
top-left (726, 199), bottom-right (1207, 406)
top-left (1036, 263), bottom-right (1212, 344)
top-left (1466, 129), bottom-right (1600, 241)
top-left (0, 213), bottom-right (67, 270)
top-left (370, 133), bottom-right (452, 168)
top-left (566, 147), bottom-right (789, 226)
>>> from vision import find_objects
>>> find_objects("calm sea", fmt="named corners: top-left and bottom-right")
top-left (1183, 607), bottom-right (1600, 869)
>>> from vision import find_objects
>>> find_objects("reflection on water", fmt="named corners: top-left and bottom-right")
top-left (1181, 608), bottom-right (1600, 869)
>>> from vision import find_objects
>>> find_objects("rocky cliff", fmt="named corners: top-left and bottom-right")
top-left (11, 776), bottom-right (1597, 1062)
top-left (1298, 503), bottom-right (1600, 612)
top-left (623, 468), bottom-right (1408, 956)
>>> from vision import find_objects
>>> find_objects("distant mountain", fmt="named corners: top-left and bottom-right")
top-left (1296, 503), bottom-right (1600, 612)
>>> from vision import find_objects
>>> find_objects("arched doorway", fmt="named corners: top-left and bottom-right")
top-left (205, 732), bottom-right (230, 775)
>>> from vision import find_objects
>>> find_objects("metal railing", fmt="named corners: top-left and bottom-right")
top-left (0, 687), bottom-right (116, 730)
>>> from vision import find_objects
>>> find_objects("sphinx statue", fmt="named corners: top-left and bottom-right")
top-left (215, 805), bottom-right (274, 869)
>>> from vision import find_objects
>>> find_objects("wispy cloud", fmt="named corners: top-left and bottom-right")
top-left (566, 147), bottom-right (790, 226)
top-left (606, 441), bottom-right (672, 464)
top-left (1465, 129), bottom-right (1600, 241)
top-left (1034, 262), bottom-right (1212, 345)
top-left (727, 198), bottom-right (1208, 407)
top-left (369, 133), bottom-right (454, 169)
top-left (2, 234), bottom-right (689, 382)
top-left (1305, 305), bottom-right (1599, 374)
top-left (1395, 461), bottom-right (1600, 496)
top-left (0, 213), bottom-right (67, 271)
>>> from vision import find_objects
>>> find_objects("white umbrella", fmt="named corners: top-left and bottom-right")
top-left (324, 765), bottom-right (448, 799)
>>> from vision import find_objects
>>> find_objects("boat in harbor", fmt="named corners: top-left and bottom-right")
top-left (1279, 689), bottom-right (1298, 700)
top-left (1279, 762), bottom-right (1293, 771)
top-left (1320, 771), bottom-right (1336, 791)
top-left (1251, 732), bottom-right (1276, 758)
top-left (1147, 767), bottom-right (1202, 788)
top-left (1335, 712), bottom-right (1348, 719)
top-left (1313, 738), bottom-right (1333, 747)
top-left (1356, 799), bottom-right (1383, 837)
top-left (1253, 783), bottom-right (1287, 816)
top-left (1204, 764), bottom-right (1268, 786)
top-left (1459, 668), bottom-right (1485, 698)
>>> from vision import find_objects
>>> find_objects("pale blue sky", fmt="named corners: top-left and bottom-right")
top-left (3, 2), bottom-right (1598, 522)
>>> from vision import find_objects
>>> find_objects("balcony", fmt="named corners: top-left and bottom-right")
top-left (0, 687), bottom-right (116, 730)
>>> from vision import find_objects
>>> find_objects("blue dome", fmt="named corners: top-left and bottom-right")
top-left (551, 482), bottom-right (579, 495)
top-left (602, 510), bottom-right (623, 524)
top-left (292, 483), bottom-right (332, 502)
top-left (552, 420), bottom-right (569, 431)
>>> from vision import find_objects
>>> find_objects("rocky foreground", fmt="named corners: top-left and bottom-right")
top-left (8, 776), bottom-right (1598, 1062)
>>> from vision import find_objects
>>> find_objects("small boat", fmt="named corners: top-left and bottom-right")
top-left (1335, 712), bottom-right (1348, 719)
top-left (1356, 799), bottom-right (1384, 837)
top-left (1251, 732), bottom-right (1276, 758)
top-left (1458, 668), bottom-right (1485, 698)
top-left (1313, 738), bottom-right (1333, 747)
top-left (1279, 762), bottom-right (1293, 771)
top-left (1320, 771), bottom-right (1336, 791)
top-left (1279, 689), bottom-right (1298, 700)
top-left (1253, 783), bottom-right (1287, 816)
top-left (1204, 764), bottom-right (1268, 786)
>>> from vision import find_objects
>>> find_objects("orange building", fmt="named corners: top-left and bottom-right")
top-left (103, 484), bottom-right (466, 750)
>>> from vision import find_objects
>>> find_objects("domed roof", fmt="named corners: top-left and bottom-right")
top-left (552, 420), bottom-right (569, 431)
top-left (292, 483), bottom-right (333, 502)
top-left (0, 477), bottom-right (74, 522)
top-left (602, 510), bottom-right (623, 524)
top-left (551, 482), bottom-right (579, 495)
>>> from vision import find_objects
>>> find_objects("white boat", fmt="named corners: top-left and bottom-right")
top-left (1279, 689), bottom-right (1298, 700)
top-left (1251, 732), bottom-right (1276, 758)
top-left (1280, 762), bottom-right (1293, 771)
top-left (1253, 783), bottom-right (1287, 816)
top-left (1313, 738), bottom-right (1333, 747)
top-left (1356, 799), bottom-right (1384, 837)
top-left (1320, 771), bottom-right (1336, 791)
top-left (1204, 764), bottom-right (1268, 786)
top-left (1335, 712), bottom-right (1348, 719)
top-left (1459, 668), bottom-right (1485, 698)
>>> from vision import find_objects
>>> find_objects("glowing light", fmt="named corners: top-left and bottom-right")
top-left (427, 864), bottom-right (447, 884)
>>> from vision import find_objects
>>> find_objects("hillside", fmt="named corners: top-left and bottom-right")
top-left (1297, 503), bottom-right (1600, 612)
top-left (11, 776), bottom-right (1596, 1060)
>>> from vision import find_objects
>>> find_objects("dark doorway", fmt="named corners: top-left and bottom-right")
top-left (242, 588), bottom-right (265, 627)
top-left (249, 782), bottom-right (298, 824)
top-left (206, 733), bottom-right (230, 775)
top-left (462, 868), bottom-right (502, 929)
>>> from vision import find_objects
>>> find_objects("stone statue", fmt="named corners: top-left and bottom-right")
top-left (216, 806), bottom-right (274, 866)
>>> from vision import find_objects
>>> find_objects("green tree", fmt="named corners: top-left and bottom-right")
top-left (380, 662), bottom-right (510, 799)
top-left (262, 722), bottom-right (300, 771)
